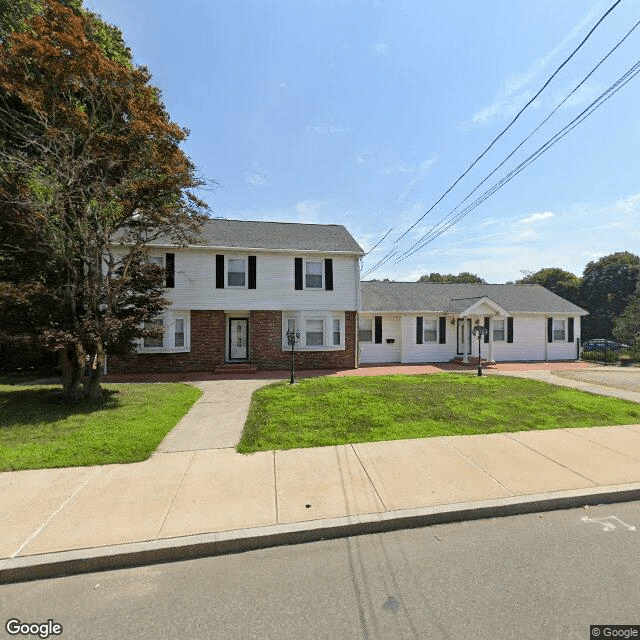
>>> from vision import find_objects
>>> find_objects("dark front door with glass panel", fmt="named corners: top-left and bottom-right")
top-left (229, 318), bottom-right (249, 360)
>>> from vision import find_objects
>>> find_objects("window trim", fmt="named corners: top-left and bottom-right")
top-left (139, 311), bottom-right (191, 353)
top-left (359, 317), bottom-right (373, 343)
top-left (553, 318), bottom-right (566, 342)
top-left (226, 255), bottom-right (247, 289)
top-left (492, 318), bottom-right (506, 342)
top-left (282, 312), bottom-right (345, 350)
top-left (303, 259), bottom-right (324, 290)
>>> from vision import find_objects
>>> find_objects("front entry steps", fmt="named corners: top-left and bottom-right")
top-left (213, 363), bottom-right (258, 374)
top-left (449, 356), bottom-right (494, 367)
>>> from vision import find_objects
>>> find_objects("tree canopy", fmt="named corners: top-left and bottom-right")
top-left (0, 0), bottom-right (209, 400)
top-left (516, 267), bottom-right (581, 304)
top-left (417, 272), bottom-right (486, 283)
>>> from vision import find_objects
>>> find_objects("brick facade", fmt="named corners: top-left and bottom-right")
top-left (249, 310), bottom-right (356, 370)
top-left (108, 310), bottom-right (356, 374)
top-left (108, 310), bottom-right (226, 374)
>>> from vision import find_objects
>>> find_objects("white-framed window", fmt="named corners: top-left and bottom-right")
top-left (423, 318), bottom-right (437, 342)
top-left (149, 255), bottom-right (164, 268)
top-left (282, 312), bottom-right (344, 350)
top-left (305, 318), bottom-right (324, 346)
top-left (305, 260), bottom-right (323, 289)
top-left (358, 317), bottom-right (373, 342)
top-left (227, 257), bottom-right (246, 288)
top-left (144, 318), bottom-right (164, 348)
top-left (332, 318), bottom-right (341, 346)
top-left (553, 318), bottom-right (566, 341)
top-left (139, 311), bottom-right (190, 352)
top-left (493, 319), bottom-right (505, 341)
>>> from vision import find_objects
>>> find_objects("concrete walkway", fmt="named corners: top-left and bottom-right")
top-left (2, 363), bottom-right (640, 583)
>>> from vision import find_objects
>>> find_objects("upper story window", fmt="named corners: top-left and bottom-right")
top-left (147, 253), bottom-right (175, 288)
top-left (227, 258), bottom-right (246, 287)
top-left (305, 261), bottom-right (323, 289)
top-left (493, 319), bottom-right (505, 341)
top-left (553, 318), bottom-right (566, 341)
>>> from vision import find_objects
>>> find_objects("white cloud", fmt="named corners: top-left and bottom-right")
top-left (469, 3), bottom-right (601, 126)
top-left (516, 211), bottom-right (555, 225)
top-left (379, 164), bottom-right (415, 176)
top-left (398, 157), bottom-right (437, 202)
top-left (294, 199), bottom-right (329, 223)
top-left (355, 154), bottom-right (367, 165)
top-left (245, 168), bottom-right (268, 187)
top-left (373, 42), bottom-right (389, 55)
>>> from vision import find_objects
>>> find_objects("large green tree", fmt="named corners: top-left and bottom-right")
top-left (613, 279), bottom-right (640, 351)
top-left (516, 267), bottom-right (581, 304)
top-left (0, 1), bottom-right (209, 400)
top-left (579, 252), bottom-right (640, 339)
top-left (418, 272), bottom-right (486, 283)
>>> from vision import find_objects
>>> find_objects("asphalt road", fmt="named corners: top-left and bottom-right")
top-left (2, 501), bottom-right (640, 640)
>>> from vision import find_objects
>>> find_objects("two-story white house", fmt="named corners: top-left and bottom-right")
top-left (108, 219), bottom-right (364, 374)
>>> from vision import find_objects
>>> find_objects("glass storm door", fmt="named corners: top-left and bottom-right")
top-left (229, 318), bottom-right (248, 360)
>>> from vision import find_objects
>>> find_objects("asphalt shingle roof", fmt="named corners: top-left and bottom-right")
top-left (159, 218), bottom-right (364, 254)
top-left (360, 281), bottom-right (587, 314)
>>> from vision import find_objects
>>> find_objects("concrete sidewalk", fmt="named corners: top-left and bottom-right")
top-left (2, 364), bottom-right (640, 583)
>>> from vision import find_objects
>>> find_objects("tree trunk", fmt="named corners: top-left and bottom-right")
top-left (84, 344), bottom-right (105, 402)
top-left (59, 346), bottom-right (84, 402)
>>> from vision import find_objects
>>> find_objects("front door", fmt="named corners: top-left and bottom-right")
top-left (456, 319), bottom-right (469, 356)
top-left (229, 318), bottom-right (248, 360)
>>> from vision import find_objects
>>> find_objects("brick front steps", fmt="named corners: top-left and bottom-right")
top-left (213, 363), bottom-right (258, 374)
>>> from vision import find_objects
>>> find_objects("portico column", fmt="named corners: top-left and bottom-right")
top-left (462, 319), bottom-right (470, 363)
top-left (488, 318), bottom-right (494, 363)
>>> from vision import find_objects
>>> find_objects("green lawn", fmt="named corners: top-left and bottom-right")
top-left (237, 373), bottom-right (640, 453)
top-left (0, 383), bottom-right (202, 471)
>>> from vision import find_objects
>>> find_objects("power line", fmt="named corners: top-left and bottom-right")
top-left (395, 58), bottom-right (640, 263)
top-left (395, 16), bottom-right (640, 261)
top-left (389, 0), bottom-right (622, 249)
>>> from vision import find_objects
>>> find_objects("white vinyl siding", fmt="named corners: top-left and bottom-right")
top-left (117, 250), bottom-right (359, 312)
top-left (359, 315), bottom-right (401, 363)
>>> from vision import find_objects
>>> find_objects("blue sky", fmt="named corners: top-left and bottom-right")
top-left (86, 0), bottom-right (640, 282)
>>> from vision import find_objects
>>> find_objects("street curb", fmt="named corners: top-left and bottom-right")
top-left (2, 483), bottom-right (640, 584)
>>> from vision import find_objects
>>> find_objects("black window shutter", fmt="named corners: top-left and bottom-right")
top-left (248, 255), bottom-right (256, 289)
top-left (568, 317), bottom-right (574, 342)
top-left (483, 316), bottom-right (490, 343)
top-left (439, 317), bottom-right (447, 344)
top-left (416, 317), bottom-right (423, 344)
top-left (547, 317), bottom-right (553, 343)
top-left (294, 258), bottom-right (303, 290)
top-left (507, 317), bottom-right (514, 343)
top-left (216, 255), bottom-right (225, 289)
top-left (165, 253), bottom-right (175, 288)
top-left (324, 258), bottom-right (333, 291)
top-left (374, 316), bottom-right (382, 344)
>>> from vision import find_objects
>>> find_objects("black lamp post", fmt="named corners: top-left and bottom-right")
top-left (472, 324), bottom-right (488, 377)
top-left (286, 329), bottom-right (301, 384)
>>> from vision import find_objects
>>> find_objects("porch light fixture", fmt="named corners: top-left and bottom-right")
top-left (472, 325), bottom-right (488, 377)
top-left (286, 329), bottom-right (301, 384)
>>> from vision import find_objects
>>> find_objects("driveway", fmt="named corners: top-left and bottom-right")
top-left (552, 367), bottom-right (640, 393)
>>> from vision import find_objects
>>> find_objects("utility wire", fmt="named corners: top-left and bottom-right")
top-left (391, 0), bottom-right (622, 247)
top-left (361, 227), bottom-right (393, 259)
top-left (396, 16), bottom-right (640, 261)
top-left (394, 58), bottom-right (640, 263)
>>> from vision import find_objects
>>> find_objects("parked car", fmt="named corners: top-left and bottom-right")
top-left (582, 338), bottom-right (629, 352)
